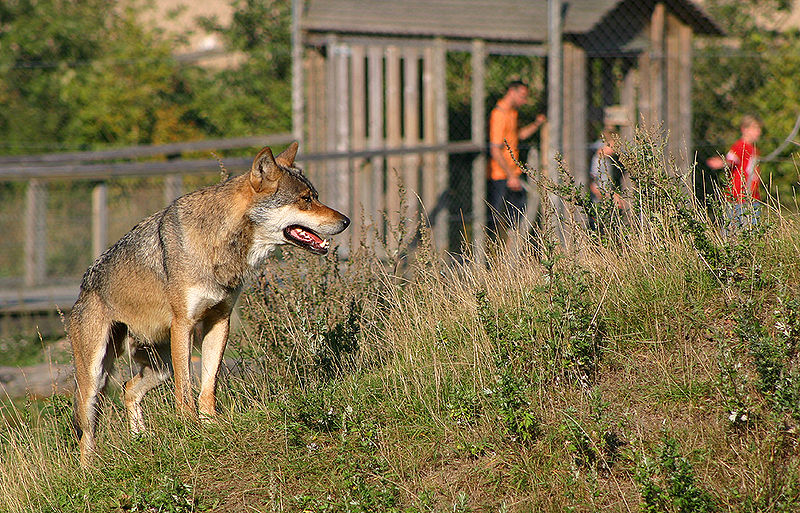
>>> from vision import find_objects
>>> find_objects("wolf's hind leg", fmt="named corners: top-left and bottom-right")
top-left (70, 308), bottom-right (121, 466)
top-left (124, 343), bottom-right (172, 435)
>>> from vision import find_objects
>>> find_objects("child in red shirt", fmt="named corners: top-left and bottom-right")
top-left (725, 114), bottom-right (763, 227)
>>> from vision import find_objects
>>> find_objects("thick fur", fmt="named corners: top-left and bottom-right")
top-left (68, 143), bottom-right (349, 466)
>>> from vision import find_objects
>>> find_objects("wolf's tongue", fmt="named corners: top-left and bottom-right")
top-left (289, 226), bottom-right (323, 245)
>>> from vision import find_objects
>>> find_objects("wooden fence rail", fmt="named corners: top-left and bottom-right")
top-left (1, 136), bottom-right (483, 315)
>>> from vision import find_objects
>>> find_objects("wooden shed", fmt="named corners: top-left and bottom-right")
top-left (295, 0), bottom-right (722, 252)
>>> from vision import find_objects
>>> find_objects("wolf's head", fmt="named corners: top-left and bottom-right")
top-left (245, 142), bottom-right (349, 265)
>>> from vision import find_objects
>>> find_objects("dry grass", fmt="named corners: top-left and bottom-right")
top-left (2, 130), bottom-right (800, 511)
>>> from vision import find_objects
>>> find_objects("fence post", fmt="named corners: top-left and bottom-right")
top-left (367, 44), bottom-right (385, 251)
top-left (92, 182), bottom-right (108, 258)
top-left (164, 175), bottom-right (183, 205)
top-left (433, 38), bottom-right (449, 250)
top-left (24, 179), bottom-right (46, 286)
top-left (471, 39), bottom-right (487, 262)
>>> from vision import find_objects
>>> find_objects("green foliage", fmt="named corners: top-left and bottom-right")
top-left (560, 397), bottom-right (624, 473)
top-left (193, 0), bottom-right (292, 136)
top-left (114, 476), bottom-right (201, 513)
top-left (0, 0), bottom-right (292, 153)
top-left (636, 436), bottom-right (717, 513)
top-left (677, 205), bottom-right (767, 287)
top-left (239, 246), bottom-right (377, 389)
top-left (0, 0), bottom-right (200, 151)
top-left (735, 298), bottom-right (800, 420)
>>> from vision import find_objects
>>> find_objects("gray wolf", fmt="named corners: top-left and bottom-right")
top-left (68, 142), bottom-right (349, 466)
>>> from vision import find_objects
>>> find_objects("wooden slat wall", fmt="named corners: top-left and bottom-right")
top-left (305, 38), bottom-right (454, 254)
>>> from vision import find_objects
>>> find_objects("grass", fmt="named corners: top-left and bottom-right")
top-left (2, 128), bottom-right (800, 512)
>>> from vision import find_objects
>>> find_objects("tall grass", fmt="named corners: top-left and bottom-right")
top-left (2, 128), bottom-right (800, 511)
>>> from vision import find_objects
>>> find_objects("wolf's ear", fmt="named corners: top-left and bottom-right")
top-left (250, 146), bottom-right (281, 193)
top-left (275, 141), bottom-right (299, 168)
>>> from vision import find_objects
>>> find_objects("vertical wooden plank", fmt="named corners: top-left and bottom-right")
top-left (649, 3), bottom-right (665, 128)
top-left (350, 45), bottom-right (367, 248)
top-left (562, 43), bottom-right (575, 173)
top-left (367, 45), bottom-right (385, 248)
top-left (24, 179), bottom-right (46, 286)
top-left (291, 0), bottom-right (304, 145)
top-left (92, 183), bottom-right (108, 259)
top-left (547, 0), bottom-right (564, 237)
top-left (306, 49), bottom-right (326, 187)
top-left (334, 42), bottom-right (351, 228)
top-left (666, 13), bottom-right (681, 170)
top-left (621, 66), bottom-right (636, 141)
top-left (385, 45), bottom-right (402, 240)
top-left (547, 0), bottom-right (563, 174)
top-left (422, 46), bottom-right (437, 233)
top-left (637, 47), bottom-right (651, 128)
top-left (325, 34), bottom-right (339, 200)
top-left (433, 38), bottom-right (449, 250)
top-left (679, 20), bottom-right (693, 172)
top-left (403, 47), bottom-right (420, 223)
top-left (471, 39), bottom-right (486, 260)
top-left (562, 43), bottom-right (587, 186)
top-left (571, 45), bottom-right (588, 186)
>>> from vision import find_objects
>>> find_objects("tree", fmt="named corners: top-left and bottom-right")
top-left (0, 0), bottom-right (205, 152)
top-left (192, 0), bottom-right (293, 137)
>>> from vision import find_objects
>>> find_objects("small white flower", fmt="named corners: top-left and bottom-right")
top-left (740, 413), bottom-right (748, 421)
top-left (729, 411), bottom-right (738, 422)
top-left (345, 405), bottom-right (353, 414)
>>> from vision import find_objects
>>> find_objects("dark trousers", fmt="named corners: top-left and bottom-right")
top-left (487, 179), bottom-right (527, 236)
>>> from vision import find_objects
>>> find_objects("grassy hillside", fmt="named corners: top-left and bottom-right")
top-left (2, 130), bottom-right (800, 512)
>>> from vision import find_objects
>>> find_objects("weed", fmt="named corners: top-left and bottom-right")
top-left (636, 436), bottom-right (717, 513)
top-left (560, 396), bottom-right (625, 473)
top-left (445, 383), bottom-right (482, 427)
top-left (281, 387), bottom-right (342, 446)
top-left (115, 476), bottom-right (201, 513)
top-left (736, 298), bottom-right (800, 421)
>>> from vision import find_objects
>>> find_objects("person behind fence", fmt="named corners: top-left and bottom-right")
top-left (588, 128), bottom-right (625, 232)
top-left (723, 114), bottom-right (763, 227)
top-left (487, 79), bottom-right (547, 240)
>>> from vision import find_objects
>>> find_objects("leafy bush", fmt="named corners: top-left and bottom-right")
top-left (636, 436), bottom-right (717, 513)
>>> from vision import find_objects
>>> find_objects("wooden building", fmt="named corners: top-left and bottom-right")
top-left (296, 0), bottom-right (722, 252)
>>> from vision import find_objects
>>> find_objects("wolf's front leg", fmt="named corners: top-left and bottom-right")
top-left (170, 318), bottom-right (197, 417)
top-left (198, 314), bottom-right (230, 421)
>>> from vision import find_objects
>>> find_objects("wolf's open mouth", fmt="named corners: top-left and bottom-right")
top-left (284, 225), bottom-right (331, 254)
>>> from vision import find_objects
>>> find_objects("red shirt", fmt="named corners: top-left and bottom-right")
top-left (726, 138), bottom-right (760, 202)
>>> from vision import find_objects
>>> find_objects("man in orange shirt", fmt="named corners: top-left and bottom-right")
top-left (487, 80), bottom-right (546, 239)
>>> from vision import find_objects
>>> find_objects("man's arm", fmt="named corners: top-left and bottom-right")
top-left (519, 113), bottom-right (547, 140)
top-left (490, 144), bottom-right (522, 191)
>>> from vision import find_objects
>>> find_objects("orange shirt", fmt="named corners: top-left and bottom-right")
top-left (487, 97), bottom-right (521, 181)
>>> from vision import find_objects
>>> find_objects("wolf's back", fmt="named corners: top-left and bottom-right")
top-left (79, 208), bottom-right (169, 295)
